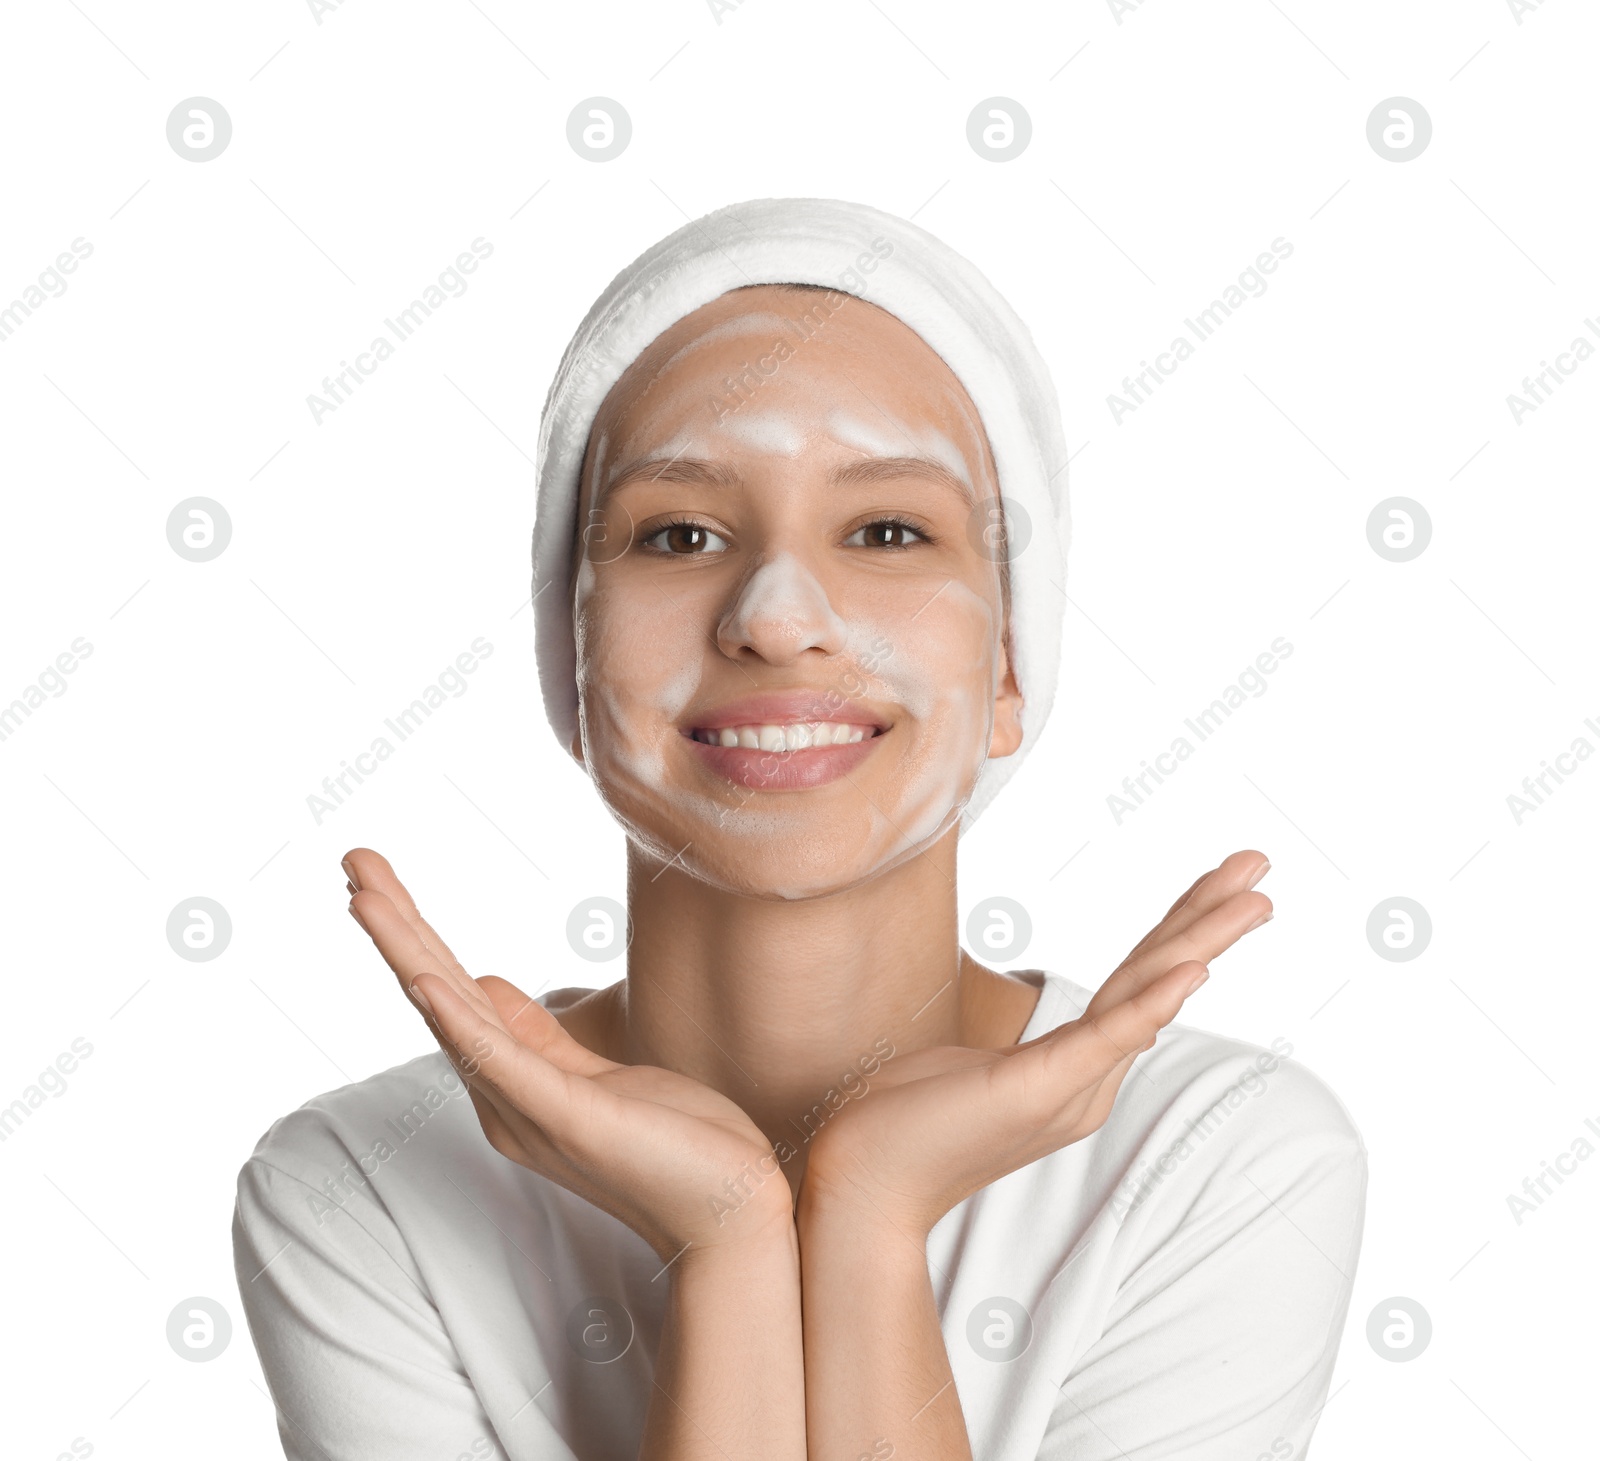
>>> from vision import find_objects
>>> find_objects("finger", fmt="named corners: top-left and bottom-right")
top-left (412, 970), bottom-right (593, 1149)
top-left (463, 1082), bottom-right (533, 1165)
top-left (1139, 886), bottom-right (1270, 974)
top-left (998, 995), bottom-right (1160, 1135)
top-left (1034, 960), bottom-right (1208, 1095)
top-left (343, 848), bottom-right (477, 994)
top-left (1123, 850), bottom-right (1270, 966)
top-left (1158, 866), bottom-right (1216, 922)
top-left (1077, 959), bottom-right (1206, 1066)
top-left (1086, 887), bottom-right (1268, 1022)
top-left (477, 975), bottom-right (619, 1078)
top-left (1073, 1042), bottom-right (1146, 1132)
top-left (1089, 851), bottom-right (1270, 1016)
top-left (433, 1016), bottom-right (562, 1170)
top-left (349, 887), bottom-right (503, 1026)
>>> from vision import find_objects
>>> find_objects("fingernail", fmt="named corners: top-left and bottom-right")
top-left (348, 901), bottom-right (368, 933)
top-left (1247, 911), bottom-right (1274, 932)
top-left (1247, 860), bottom-right (1271, 889)
top-left (1185, 967), bottom-right (1210, 997)
top-left (409, 980), bottom-right (434, 1016)
top-left (342, 857), bottom-right (361, 891)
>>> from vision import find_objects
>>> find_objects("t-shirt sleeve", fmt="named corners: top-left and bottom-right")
top-left (1036, 1059), bottom-right (1368, 1461)
top-left (233, 1151), bottom-right (514, 1461)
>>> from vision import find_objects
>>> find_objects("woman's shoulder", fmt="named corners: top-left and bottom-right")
top-left (236, 1048), bottom-right (476, 1189)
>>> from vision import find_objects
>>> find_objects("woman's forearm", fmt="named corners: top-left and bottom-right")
top-left (798, 1196), bottom-right (972, 1461)
top-left (640, 1218), bottom-right (808, 1461)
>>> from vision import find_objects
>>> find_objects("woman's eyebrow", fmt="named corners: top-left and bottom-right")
top-left (601, 453), bottom-right (977, 509)
top-left (603, 455), bottom-right (743, 497)
top-left (830, 455), bottom-right (977, 509)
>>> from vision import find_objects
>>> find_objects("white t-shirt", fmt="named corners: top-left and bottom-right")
top-left (232, 969), bottom-right (1367, 1461)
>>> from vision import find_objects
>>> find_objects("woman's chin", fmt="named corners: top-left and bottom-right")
top-left (606, 793), bottom-right (964, 901)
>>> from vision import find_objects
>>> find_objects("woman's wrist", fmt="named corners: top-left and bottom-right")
top-left (647, 1188), bottom-right (807, 1461)
top-left (796, 1164), bottom-right (935, 1257)
top-left (797, 1167), bottom-right (970, 1461)
top-left (669, 1221), bottom-right (802, 1314)
top-left (672, 1187), bottom-right (799, 1275)
top-left (796, 1132), bottom-right (948, 1241)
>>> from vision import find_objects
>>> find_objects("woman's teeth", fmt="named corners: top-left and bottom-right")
top-left (691, 722), bottom-right (875, 751)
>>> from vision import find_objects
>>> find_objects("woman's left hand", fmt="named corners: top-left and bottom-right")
top-left (797, 850), bottom-right (1274, 1237)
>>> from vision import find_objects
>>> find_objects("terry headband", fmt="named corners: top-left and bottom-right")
top-left (530, 195), bottom-right (1071, 834)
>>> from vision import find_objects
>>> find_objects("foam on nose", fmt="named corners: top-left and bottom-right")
top-left (718, 551), bottom-right (848, 658)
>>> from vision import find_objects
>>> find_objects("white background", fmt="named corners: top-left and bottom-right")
top-left (2, 1), bottom-right (1595, 1456)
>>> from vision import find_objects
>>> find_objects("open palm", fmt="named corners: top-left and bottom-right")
top-left (343, 847), bottom-right (792, 1263)
top-left (800, 850), bottom-right (1274, 1236)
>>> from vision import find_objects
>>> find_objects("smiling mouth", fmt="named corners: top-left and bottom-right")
top-left (686, 721), bottom-right (884, 751)
top-left (680, 719), bottom-right (888, 791)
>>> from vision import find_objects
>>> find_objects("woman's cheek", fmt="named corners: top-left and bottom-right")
top-left (869, 587), bottom-right (998, 837)
top-left (574, 580), bottom-right (699, 800)
top-left (891, 684), bottom-right (992, 848)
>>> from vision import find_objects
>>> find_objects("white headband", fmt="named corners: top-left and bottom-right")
top-left (531, 195), bottom-right (1071, 834)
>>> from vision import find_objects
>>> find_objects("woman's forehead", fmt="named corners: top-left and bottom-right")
top-left (585, 286), bottom-right (997, 499)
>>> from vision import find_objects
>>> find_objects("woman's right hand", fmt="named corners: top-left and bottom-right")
top-left (341, 847), bottom-right (793, 1266)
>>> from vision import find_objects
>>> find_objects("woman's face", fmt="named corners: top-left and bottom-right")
top-left (568, 284), bottom-right (1024, 900)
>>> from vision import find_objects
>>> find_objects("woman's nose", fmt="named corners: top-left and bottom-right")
top-left (715, 551), bottom-right (850, 665)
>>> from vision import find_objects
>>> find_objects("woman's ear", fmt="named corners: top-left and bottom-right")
top-left (989, 641), bottom-right (1025, 759)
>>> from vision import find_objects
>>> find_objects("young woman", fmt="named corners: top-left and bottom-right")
top-left (234, 198), bottom-right (1366, 1461)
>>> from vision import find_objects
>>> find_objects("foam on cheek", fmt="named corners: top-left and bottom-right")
top-left (618, 655), bottom-right (701, 791)
top-left (588, 678), bottom-right (664, 792)
top-left (578, 645), bottom-right (737, 873)
top-left (574, 547), bottom-right (803, 865)
top-left (656, 656), bottom-right (701, 722)
top-left (571, 550), bottom-right (680, 798)
top-left (854, 581), bottom-right (999, 851)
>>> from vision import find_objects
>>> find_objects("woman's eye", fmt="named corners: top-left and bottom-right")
top-left (846, 519), bottom-right (929, 549)
top-left (641, 522), bottom-right (730, 555)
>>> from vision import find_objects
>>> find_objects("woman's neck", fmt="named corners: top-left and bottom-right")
top-left (561, 828), bottom-right (1042, 1190)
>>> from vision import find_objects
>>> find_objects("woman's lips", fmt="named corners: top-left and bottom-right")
top-left (681, 726), bottom-right (887, 790)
